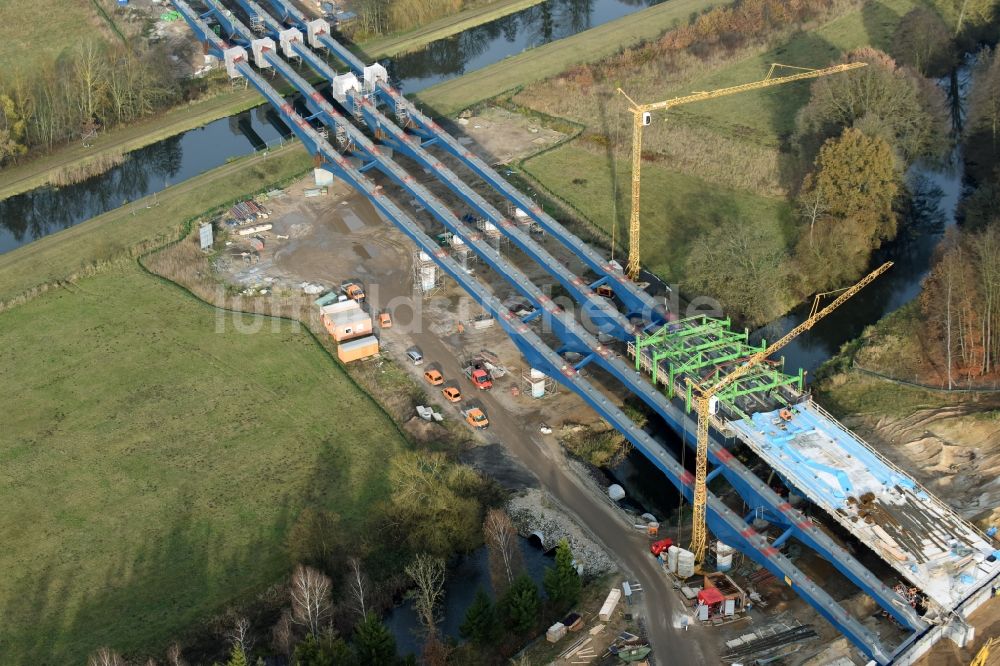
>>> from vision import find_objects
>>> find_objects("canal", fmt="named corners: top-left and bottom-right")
top-left (0, 0), bottom-right (662, 253)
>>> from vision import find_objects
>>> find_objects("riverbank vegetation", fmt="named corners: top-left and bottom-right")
top-left (817, 45), bottom-right (1000, 391)
top-left (509, 0), bottom-right (974, 324)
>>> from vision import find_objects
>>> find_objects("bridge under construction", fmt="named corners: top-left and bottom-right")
top-left (171, 0), bottom-right (1000, 661)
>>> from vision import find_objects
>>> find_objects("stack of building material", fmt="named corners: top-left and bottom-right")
top-left (598, 588), bottom-right (622, 621)
top-left (546, 622), bottom-right (567, 643)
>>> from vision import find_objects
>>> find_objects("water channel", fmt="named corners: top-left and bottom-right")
top-left (384, 538), bottom-right (552, 657)
top-left (0, 0), bottom-right (661, 252)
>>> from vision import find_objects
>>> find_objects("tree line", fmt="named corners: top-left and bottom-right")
top-left (918, 47), bottom-right (1000, 387)
top-left (685, 44), bottom-right (948, 323)
top-left (0, 37), bottom-right (185, 166)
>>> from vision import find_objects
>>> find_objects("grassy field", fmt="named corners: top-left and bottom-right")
top-left (0, 262), bottom-right (407, 663)
top-left (360, 0), bottom-right (547, 57)
top-left (0, 144), bottom-right (311, 306)
top-left (0, 0), bottom-right (105, 71)
top-left (662, 0), bottom-right (923, 145)
top-left (522, 143), bottom-right (792, 281)
top-left (414, 0), bottom-right (727, 115)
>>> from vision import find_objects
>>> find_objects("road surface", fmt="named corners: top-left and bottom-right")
top-left (402, 327), bottom-right (716, 664)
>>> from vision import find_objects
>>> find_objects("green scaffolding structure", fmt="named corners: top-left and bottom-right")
top-left (632, 314), bottom-right (804, 419)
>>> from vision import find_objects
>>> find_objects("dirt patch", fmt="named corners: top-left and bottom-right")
top-left (455, 107), bottom-right (566, 165)
top-left (842, 406), bottom-right (1000, 525)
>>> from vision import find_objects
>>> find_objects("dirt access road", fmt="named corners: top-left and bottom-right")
top-left (394, 326), bottom-right (714, 663)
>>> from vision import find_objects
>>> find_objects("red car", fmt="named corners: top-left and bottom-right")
top-left (650, 538), bottom-right (673, 556)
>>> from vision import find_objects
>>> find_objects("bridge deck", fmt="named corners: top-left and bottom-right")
top-left (728, 401), bottom-right (1000, 611)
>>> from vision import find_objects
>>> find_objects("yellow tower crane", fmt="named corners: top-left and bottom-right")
top-left (685, 261), bottom-right (893, 564)
top-left (616, 62), bottom-right (866, 281)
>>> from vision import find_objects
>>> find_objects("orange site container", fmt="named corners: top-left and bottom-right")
top-left (337, 336), bottom-right (379, 363)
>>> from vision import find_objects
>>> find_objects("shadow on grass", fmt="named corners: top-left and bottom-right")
top-left (0, 429), bottom-right (401, 664)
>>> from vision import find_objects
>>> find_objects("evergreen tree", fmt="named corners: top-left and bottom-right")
top-left (544, 539), bottom-right (581, 610)
top-left (459, 587), bottom-right (498, 646)
top-left (225, 646), bottom-right (248, 666)
top-left (353, 613), bottom-right (398, 665)
top-left (293, 631), bottom-right (354, 666)
top-left (501, 574), bottom-right (540, 634)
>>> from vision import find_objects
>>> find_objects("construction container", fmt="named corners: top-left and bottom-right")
top-left (321, 300), bottom-right (362, 315)
top-left (323, 305), bottom-right (372, 342)
top-left (598, 588), bottom-right (622, 621)
top-left (546, 622), bottom-right (567, 643)
top-left (337, 336), bottom-right (378, 363)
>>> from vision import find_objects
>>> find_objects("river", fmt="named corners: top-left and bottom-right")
top-left (0, 0), bottom-right (660, 253)
top-left (384, 538), bottom-right (552, 658)
top-left (751, 64), bottom-right (971, 374)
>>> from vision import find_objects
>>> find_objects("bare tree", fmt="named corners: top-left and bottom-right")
top-left (88, 648), bottom-right (126, 666)
top-left (144, 659), bottom-right (159, 666)
top-left (227, 614), bottom-right (255, 659)
top-left (798, 175), bottom-right (829, 248)
top-left (271, 609), bottom-right (295, 657)
top-left (165, 641), bottom-right (187, 666)
top-left (483, 508), bottom-right (524, 596)
top-left (405, 553), bottom-right (446, 638)
top-left (290, 564), bottom-right (332, 637)
top-left (346, 557), bottom-right (370, 620)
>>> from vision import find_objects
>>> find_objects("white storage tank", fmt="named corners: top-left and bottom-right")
top-left (716, 541), bottom-right (734, 572)
top-left (666, 545), bottom-right (679, 574)
top-left (676, 548), bottom-right (696, 579)
top-left (529, 368), bottom-right (546, 398)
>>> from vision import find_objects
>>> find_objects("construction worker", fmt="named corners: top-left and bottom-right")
top-left (457, 322), bottom-right (465, 334)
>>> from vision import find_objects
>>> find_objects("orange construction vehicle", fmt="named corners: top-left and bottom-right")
top-left (341, 282), bottom-right (366, 303)
top-left (462, 406), bottom-right (489, 429)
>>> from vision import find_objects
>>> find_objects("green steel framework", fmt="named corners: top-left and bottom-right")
top-left (632, 314), bottom-right (805, 419)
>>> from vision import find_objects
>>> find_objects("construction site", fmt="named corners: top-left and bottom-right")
top-left (160, 0), bottom-right (1000, 663)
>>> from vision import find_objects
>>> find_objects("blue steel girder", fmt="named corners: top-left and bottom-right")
top-left (178, 0), bottom-right (926, 649)
top-left (233, 0), bottom-right (283, 34)
top-left (590, 347), bottom-right (925, 632)
top-left (217, 20), bottom-right (607, 362)
top-left (348, 99), bottom-right (637, 340)
top-left (259, 0), bottom-right (667, 326)
top-left (277, 30), bottom-right (638, 341)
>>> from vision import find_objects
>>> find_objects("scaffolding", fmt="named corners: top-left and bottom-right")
top-left (520, 367), bottom-right (557, 398)
top-left (448, 234), bottom-right (476, 273)
top-left (627, 314), bottom-right (804, 421)
top-left (412, 250), bottom-right (442, 294)
top-left (476, 217), bottom-right (509, 253)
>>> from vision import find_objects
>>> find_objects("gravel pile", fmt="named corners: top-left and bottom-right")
top-left (508, 488), bottom-right (616, 576)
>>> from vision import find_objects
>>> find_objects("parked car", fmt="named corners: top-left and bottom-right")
top-left (424, 369), bottom-right (444, 385)
top-left (442, 386), bottom-right (462, 402)
top-left (406, 347), bottom-right (424, 365)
